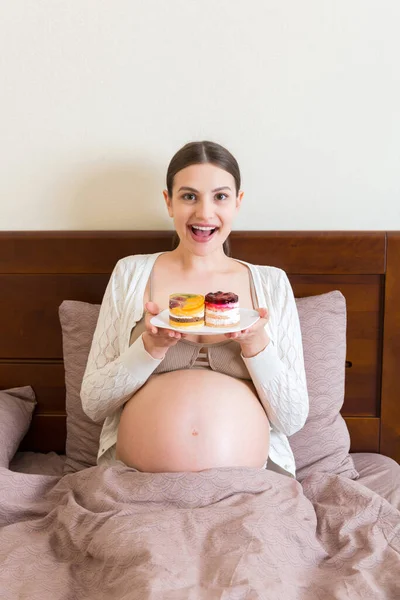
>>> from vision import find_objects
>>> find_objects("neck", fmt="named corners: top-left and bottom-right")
top-left (171, 243), bottom-right (231, 274)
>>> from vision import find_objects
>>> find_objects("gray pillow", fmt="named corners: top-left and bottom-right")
top-left (290, 291), bottom-right (358, 481)
top-left (59, 291), bottom-right (358, 480)
top-left (59, 301), bottom-right (102, 473)
top-left (0, 386), bottom-right (36, 468)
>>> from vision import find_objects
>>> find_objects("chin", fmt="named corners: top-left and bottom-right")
top-left (190, 238), bottom-right (224, 253)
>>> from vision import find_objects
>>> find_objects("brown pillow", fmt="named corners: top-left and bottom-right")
top-left (59, 301), bottom-right (102, 473)
top-left (59, 291), bottom-right (358, 480)
top-left (0, 386), bottom-right (36, 468)
top-left (290, 291), bottom-right (359, 481)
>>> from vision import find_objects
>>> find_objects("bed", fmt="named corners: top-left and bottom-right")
top-left (1, 230), bottom-right (400, 598)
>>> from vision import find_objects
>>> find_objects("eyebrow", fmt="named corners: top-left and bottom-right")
top-left (177, 186), bottom-right (232, 193)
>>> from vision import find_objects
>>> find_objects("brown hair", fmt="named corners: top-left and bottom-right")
top-left (167, 141), bottom-right (241, 256)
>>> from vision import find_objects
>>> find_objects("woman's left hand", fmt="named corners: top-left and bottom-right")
top-left (224, 308), bottom-right (270, 358)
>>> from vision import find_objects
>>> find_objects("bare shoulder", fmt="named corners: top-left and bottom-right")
top-left (153, 252), bottom-right (178, 278)
top-left (229, 259), bottom-right (250, 275)
top-left (154, 251), bottom-right (174, 267)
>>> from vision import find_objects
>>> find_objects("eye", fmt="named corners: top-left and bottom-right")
top-left (215, 193), bottom-right (228, 201)
top-left (182, 193), bottom-right (196, 201)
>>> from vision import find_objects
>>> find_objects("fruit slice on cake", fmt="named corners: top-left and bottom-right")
top-left (169, 293), bottom-right (205, 328)
top-left (205, 291), bottom-right (240, 327)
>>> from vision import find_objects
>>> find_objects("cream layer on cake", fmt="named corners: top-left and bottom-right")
top-left (205, 308), bottom-right (240, 327)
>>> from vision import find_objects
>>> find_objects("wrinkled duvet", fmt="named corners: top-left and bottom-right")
top-left (0, 465), bottom-right (399, 599)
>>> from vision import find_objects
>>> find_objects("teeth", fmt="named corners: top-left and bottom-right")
top-left (191, 225), bottom-right (216, 231)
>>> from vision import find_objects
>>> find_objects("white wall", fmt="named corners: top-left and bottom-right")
top-left (1, 1), bottom-right (399, 231)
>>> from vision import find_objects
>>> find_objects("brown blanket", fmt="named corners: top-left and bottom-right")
top-left (0, 465), bottom-right (399, 599)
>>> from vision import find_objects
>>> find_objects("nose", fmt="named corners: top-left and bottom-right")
top-left (195, 197), bottom-right (215, 222)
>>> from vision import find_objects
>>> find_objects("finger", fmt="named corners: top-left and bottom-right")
top-left (145, 301), bottom-right (160, 316)
top-left (165, 329), bottom-right (181, 338)
top-left (168, 331), bottom-right (182, 339)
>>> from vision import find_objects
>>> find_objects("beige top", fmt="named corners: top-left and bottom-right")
top-left (129, 265), bottom-right (258, 378)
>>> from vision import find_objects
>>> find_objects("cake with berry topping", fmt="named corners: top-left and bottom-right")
top-left (205, 291), bottom-right (240, 327)
top-left (169, 293), bottom-right (205, 328)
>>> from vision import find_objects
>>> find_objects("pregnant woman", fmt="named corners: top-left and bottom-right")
top-left (80, 141), bottom-right (309, 478)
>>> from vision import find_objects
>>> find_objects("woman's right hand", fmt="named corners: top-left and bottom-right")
top-left (142, 301), bottom-right (185, 360)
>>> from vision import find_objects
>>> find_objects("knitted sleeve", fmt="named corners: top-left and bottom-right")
top-left (241, 268), bottom-right (309, 436)
top-left (80, 258), bottom-right (162, 423)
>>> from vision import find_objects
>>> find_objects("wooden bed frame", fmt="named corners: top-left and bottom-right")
top-left (1, 231), bottom-right (399, 463)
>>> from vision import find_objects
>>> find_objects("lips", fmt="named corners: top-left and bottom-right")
top-left (188, 224), bottom-right (219, 243)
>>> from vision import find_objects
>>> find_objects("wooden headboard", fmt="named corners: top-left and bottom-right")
top-left (1, 231), bottom-right (399, 463)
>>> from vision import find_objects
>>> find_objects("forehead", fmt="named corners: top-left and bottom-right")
top-left (173, 163), bottom-right (235, 191)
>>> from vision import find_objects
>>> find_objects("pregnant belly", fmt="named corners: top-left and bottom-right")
top-left (116, 369), bottom-right (270, 472)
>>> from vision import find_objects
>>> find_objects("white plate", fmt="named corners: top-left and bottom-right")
top-left (150, 308), bottom-right (260, 335)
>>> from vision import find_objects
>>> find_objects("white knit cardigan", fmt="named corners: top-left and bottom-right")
top-left (80, 252), bottom-right (309, 476)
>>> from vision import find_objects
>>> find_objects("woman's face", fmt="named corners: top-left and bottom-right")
top-left (164, 163), bottom-right (244, 255)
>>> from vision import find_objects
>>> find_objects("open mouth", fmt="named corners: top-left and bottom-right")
top-left (189, 225), bottom-right (219, 242)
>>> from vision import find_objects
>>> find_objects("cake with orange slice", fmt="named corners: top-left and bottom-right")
top-left (169, 293), bottom-right (205, 328)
